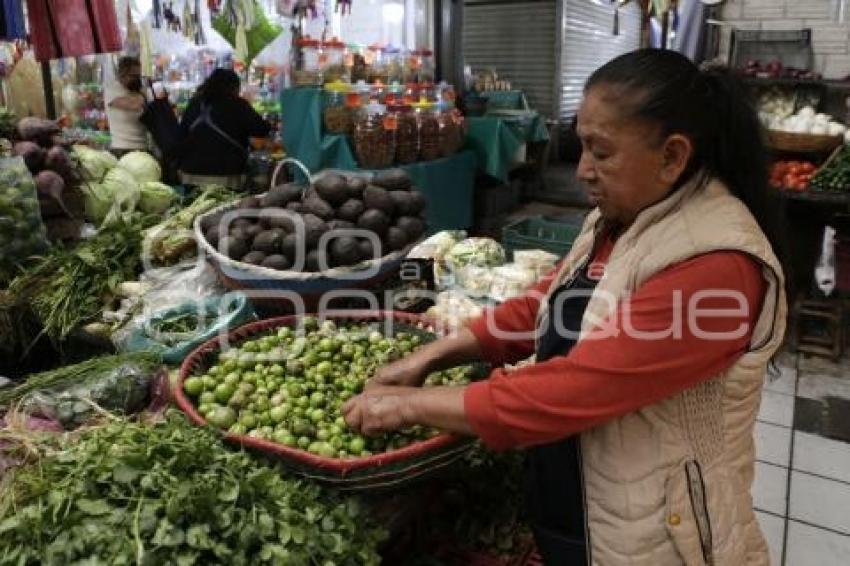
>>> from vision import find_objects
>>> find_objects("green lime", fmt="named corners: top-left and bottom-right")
top-left (207, 406), bottom-right (237, 429)
top-left (183, 377), bottom-right (204, 397)
top-left (214, 383), bottom-right (235, 404)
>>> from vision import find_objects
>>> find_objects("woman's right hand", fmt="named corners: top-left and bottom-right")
top-left (367, 353), bottom-right (431, 389)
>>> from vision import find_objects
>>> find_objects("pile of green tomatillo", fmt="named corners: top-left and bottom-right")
top-left (182, 317), bottom-right (474, 459)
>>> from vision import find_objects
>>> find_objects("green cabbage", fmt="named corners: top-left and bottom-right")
top-left (139, 181), bottom-right (175, 214)
top-left (117, 151), bottom-right (161, 184)
top-left (80, 182), bottom-right (113, 225)
top-left (72, 145), bottom-right (117, 182)
top-left (82, 168), bottom-right (142, 226)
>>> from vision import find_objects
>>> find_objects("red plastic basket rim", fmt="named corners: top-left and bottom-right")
top-left (175, 310), bottom-right (469, 475)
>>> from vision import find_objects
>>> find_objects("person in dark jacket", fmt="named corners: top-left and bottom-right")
top-left (179, 68), bottom-right (271, 189)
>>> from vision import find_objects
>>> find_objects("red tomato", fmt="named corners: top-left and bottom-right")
top-left (801, 162), bottom-right (816, 174)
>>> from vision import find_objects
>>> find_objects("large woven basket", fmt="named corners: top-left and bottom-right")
top-left (768, 130), bottom-right (843, 153)
top-left (194, 160), bottom-right (420, 310)
top-left (174, 311), bottom-right (479, 490)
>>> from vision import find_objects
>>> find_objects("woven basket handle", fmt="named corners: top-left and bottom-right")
top-left (270, 157), bottom-right (312, 193)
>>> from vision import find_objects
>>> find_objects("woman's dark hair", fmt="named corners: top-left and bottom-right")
top-left (195, 68), bottom-right (241, 103)
top-left (586, 48), bottom-right (791, 296)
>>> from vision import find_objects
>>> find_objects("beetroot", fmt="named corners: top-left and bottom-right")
top-left (35, 170), bottom-right (73, 218)
top-left (14, 141), bottom-right (45, 173)
top-left (44, 146), bottom-right (73, 179)
top-left (16, 117), bottom-right (60, 144)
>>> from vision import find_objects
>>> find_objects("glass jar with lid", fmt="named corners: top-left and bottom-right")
top-left (323, 81), bottom-right (354, 135)
top-left (348, 43), bottom-right (368, 83)
top-left (391, 103), bottom-right (419, 164)
top-left (294, 36), bottom-right (322, 86)
top-left (366, 44), bottom-right (388, 84)
top-left (383, 46), bottom-right (404, 85)
top-left (322, 38), bottom-right (347, 83)
top-left (415, 102), bottom-right (441, 161)
top-left (437, 103), bottom-right (466, 157)
top-left (416, 49), bottom-right (435, 84)
top-left (353, 102), bottom-right (396, 169)
top-left (418, 82), bottom-right (437, 103)
top-left (402, 83), bottom-right (419, 105)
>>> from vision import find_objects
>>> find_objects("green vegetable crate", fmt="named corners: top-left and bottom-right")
top-left (502, 215), bottom-right (585, 260)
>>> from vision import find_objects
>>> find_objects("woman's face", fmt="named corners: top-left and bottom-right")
top-left (576, 85), bottom-right (691, 226)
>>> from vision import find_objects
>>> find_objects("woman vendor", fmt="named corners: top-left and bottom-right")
top-left (344, 49), bottom-right (788, 565)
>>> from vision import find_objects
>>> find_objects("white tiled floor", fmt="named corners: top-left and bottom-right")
top-left (750, 353), bottom-right (850, 564)
top-left (757, 389), bottom-right (796, 427)
top-left (756, 511), bottom-right (785, 566)
top-left (789, 471), bottom-right (850, 536)
top-left (753, 462), bottom-right (789, 516)
top-left (755, 421), bottom-right (793, 467)
top-left (785, 521), bottom-right (850, 566)
top-left (792, 432), bottom-right (850, 484)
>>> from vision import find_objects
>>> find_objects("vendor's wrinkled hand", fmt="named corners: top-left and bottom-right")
top-left (366, 356), bottom-right (430, 390)
top-left (342, 385), bottom-right (418, 436)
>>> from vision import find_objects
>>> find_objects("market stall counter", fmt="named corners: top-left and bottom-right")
top-left (281, 87), bottom-right (476, 232)
top-left (465, 112), bottom-right (550, 183)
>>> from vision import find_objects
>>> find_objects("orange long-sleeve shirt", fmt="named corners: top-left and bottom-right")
top-left (464, 240), bottom-right (766, 451)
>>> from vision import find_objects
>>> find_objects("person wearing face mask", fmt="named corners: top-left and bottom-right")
top-left (343, 49), bottom-right (789, 565)
top-left (104, 56), bottom-right (148, 157)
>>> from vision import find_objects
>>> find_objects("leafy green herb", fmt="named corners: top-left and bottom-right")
top-left (0, 412), bottom-right (386, 565)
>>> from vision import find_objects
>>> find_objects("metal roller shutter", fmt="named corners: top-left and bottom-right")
top-left (559, 0), bottom-right (641, 127)
top-left (463, 0), bottom-right (558, 119)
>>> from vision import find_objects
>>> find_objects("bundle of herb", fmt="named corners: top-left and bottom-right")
top-left (0, 412), bottom-right (386, 565)
top-left (6, 218), bottom-right (150, 342)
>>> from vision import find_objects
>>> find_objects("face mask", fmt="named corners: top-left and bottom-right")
top-left (126, 77), bottom-right (142, 91)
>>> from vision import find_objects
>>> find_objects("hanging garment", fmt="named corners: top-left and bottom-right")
top-left (1, 0), bottom-right (27, 41)
top-left (26, 0), bottom-right (122, 62)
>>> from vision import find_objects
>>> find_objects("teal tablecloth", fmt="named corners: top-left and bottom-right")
top-left (466, 114), bottom-right (549, 182)
top-left (281, 87), bottom-right (476, 231)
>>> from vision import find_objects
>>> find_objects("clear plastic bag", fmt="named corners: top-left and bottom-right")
top-left (0, 157), bottom-right (49, 282)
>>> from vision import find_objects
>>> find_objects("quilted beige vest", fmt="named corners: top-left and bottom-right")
top-left (538, 174), bottom-right (787, 566)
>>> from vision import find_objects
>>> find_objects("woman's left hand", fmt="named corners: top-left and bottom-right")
top-left (342, 385), bottom-right (419, 436)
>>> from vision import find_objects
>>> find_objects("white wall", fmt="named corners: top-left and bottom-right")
top-left (719, 0), bottom-right (850, 79)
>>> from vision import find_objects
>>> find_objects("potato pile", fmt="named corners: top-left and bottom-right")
top-left (201, 169), bottom-right (427, 272)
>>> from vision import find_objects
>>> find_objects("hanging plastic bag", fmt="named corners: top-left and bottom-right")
top-left (115, 292), bottom-right (257, 364)
top-left (0, 157), bottom-right (50, 284)
top-left (816, 225), bottom-right (837, 297)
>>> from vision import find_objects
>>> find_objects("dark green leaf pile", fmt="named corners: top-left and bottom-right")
top-left (0, 413), bottom-right (386, 565)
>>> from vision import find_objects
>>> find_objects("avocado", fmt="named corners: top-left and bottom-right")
top-left (200, 211), bottom-right (224, 232)
top-left (241, 251), bottom-right (267, 265)
top-left (262, 254), bottom-right (291, 271)
top-left (281, 233), bottom-right (298, 259)
top-left (408, 191), bottom-right (426, 214)
top-left (386, 226), bottom-right (408, 252)
top-left (336, 198), bottom-right (365, 222)
top-left (395, 216), bottom-right (426, 241)
top-left (303, 196), bottom-right (335, 220)
top-left (303, 213), bottom-right (329, 249)
top-left (229, 226), bottom-right (250, 241)
top-left (363, 186), bottom-right (394, 215)
top-left (260, 191), bottom-right (290, 208)
top-left (314, 174), bottom-right (349, 206)
top-left (237, 196), bottom-right (261, 209)
top-left (286, 201), bottom-right (304, 214)
top-left (205, 225), bottom-right (222, 246)
top-left (305, 249), bottom-right (322, 272)
top-left (373, 168), bottom-right (412, 190)
top-left (347, 176), bottom-right (368, 198)
top-left (389, 191), bottom-right (415, 215)
top-left (327, 219), bottom-right (356, 232)
top-left (259, 208), bottom-right (295, 232)
top-left (330, 236), bottom-right (361, 267)
top-left (358, 238), bottom-right (379, 261)
top-left (218, 236), bottom-right (249, 260)
top-left (357, 208), bottom-right (390, 237)
top-left (244, 223), bottom-right (264, 240)
top-left (252, 229), bottom-right (284, 254)
top-left (268, 183), bottom-right (305, 203)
